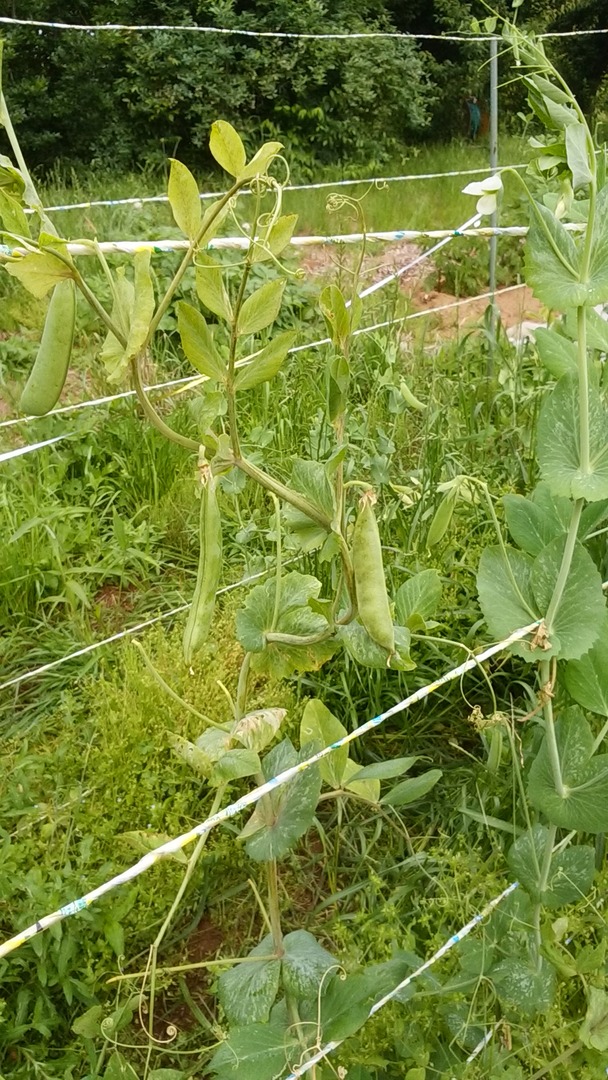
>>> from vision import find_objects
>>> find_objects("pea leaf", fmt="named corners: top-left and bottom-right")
top-left (213, 748), bottom-right (261, 784)
top-left (235, 330), bottom-right (296, 391)
top-left (380, 769), bottom-right (442, 807)
top-left (199, 196), bottom-right (231, 245)
top-left (564, 305), bottom-right (608, 351)
top-left (177, 301), bottom-right (225, 381)
top-left (283, 459), bottom-right (334, 552)
top-left (319, 284), bottom-right (350, 350)
top-left (580, 988), bottom-right (608, 1052)
top-left (534, 327), bottom-right (577, 379)
top-left (237, 279), bottom-right (285, 336)
top-left (320, 960), bottom-right (411, 1043)
top-left (588, 184), bottom-right (608, 307)
top-left (491, 957), bottom-right (556, 1017)
top-left (240, 738), bottom-right (321, 861)
top-left (0, 188), bottom-right (30, 236)
top-left (507, 825), bottom-right (595, 907)
top-left (238, 141), bottom-right (284, 181)
top-left (503, 485), bottom-right (570, 556)
top-left (527, 708), bottom-right (608, 832)
top-left (100, 269), bottom-right (134, 382)
top-left (476, 546), bottom-right (539, 659)
top-left (218, 934), bottom-right (280, 1026)
top-left (338, 621), bottom-right (415, 671)
top-left (103, 1054), bottom-right (139, 1080)
top-left (236, 572), bottom-right (338, 679)
top-left (300, 698), bottom-right (347, 788)
top-left (209, 120), bottom-right (246, 177)
top-left (195, 254), bottom-right (232, 322)
top-left (530, 537), bottom-right (604, 659)
top-left (341, 757), bottom-right (380, 804)
top-left (349, 756), bottom-right (419, 782)
top-left (233, 708), bottom-right (286, 753)
top-left (537, 375), bottom-right (608, 501)
top-left (209, 1009), bottom-right (297, 1080)
top-left (394, 569), bottom-right (442, 629)
top-left (251, 214), bottom-right (298, 262)
top-left (168, 158), bottom-right (201, 240)
top-left (565, 615), bottom-right (608, 715)
top-left (525, 200), bottom-right (585, 309)
top-left (6, 250), bottom-right (72, 298)
top-left (281, 930), bottom-right (337, 1001)
top-left (565, 122), bottom-right (593, 191)
top-left (72, 1005), bottom-right (104, 1038)
top-left (124, 249), bottom-right (154, 363)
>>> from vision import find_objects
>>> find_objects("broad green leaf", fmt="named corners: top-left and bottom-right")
top-left (300, 698), bottom-right (347, 788)
top-left (72, 1005), bottom-right (104, 1038)
top-left (281, 930), bottom-right (337, 1001)
top-left (283, 459), bottom-right (334, 552)
top-left (580, 988), bottom-right (608, 1052)
top-left (177, 301), bottom-right (225, 381)
top-left (524, 200), bottom-right (585, 309)
top-left (527, 708), bottom-right (608, 832)
top-left (341, 757), bottom-right (380, 803)
top-left (168, 158), bottom-right (201, 240)
top-left (349, 756), bottom-right (419, 782)
top-left (209, 120), bottom-right (246, 177)
top-left (238, 140), bottom-right (284, 181)
top-left (507, 825), bottom-right (595, 907)
top-left (149, 1071), bottom-right (186, 1080)
top-left (6, 250), bottom-right (72, 298)
top-left (534, 326), bottom-right (577, 379)
top-left (565, 122), bottom-right (592, 190)
top-left (251, 214), bottom-right (298, 262)
top-left (195, 254), bottom-right (232, 321)
top-left (241, 738), bottom-right (321, 861)
top-left (236, 572), bottom-right (338, 679)
top-left (233, 708), bottom-right (286, 753)
top-left (565, 615), bottom-right (608, 715)
top-left (328, 353), bottom-right (349, 422)
top-left (218, 934), bottom-right (280, 1026)
top-left (124, 249), bottom-right (154, 362)
top-left (580, 498), bottom-right (608, 539)
top-left (321, 960), bottom-right (410, 1042)
top-left (100, 269), bottom-right (134, 382)
top-left (476, 546), bottom-right (539, 659)
top-left (319, 284), bottom-right (350, 350)
top-left (338, 621), bottom-right (415, 671)
top-left (564, 305), bottom-right (608, 351)
top-left (169, 732), bottom-right (216, 776)
top-left (212, 748), bottom-right (261, 784)
top-left (103, 1054), bottom-right (139, 1080)
top-left (209, 1010), bottom-right (297, 1080)
top-left (234, 330), bottom-right (296, 391)
top-left (394, 569), bottom-right (442, 629)
top-left (380, 768), bottom-right (442, 807)
top-left (503, 490), bottom-right (568, 556)
top-left (588, 183), bottom-right (608, 308)
top-left (0, 188), bottom-right (30, 236)
top-left (531, 537), bottom-right (604, 659)
top-left (537, 375), bottom-right (608, 500)
top-left (491, 957), bottom-right (556, 1017)
top-left (195, 725), bottom-right (233, 761)
top-left (237, 279), bottom-right (285, 336)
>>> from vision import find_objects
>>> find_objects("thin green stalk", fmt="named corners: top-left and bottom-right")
top-left (130, 352), bottom-right (199, 452)
top-left (266, 859), bottom-right (284, 956)
top-left (544, 501), bottom-right (583, 634)
top-left (270, 494), bottom-right (283, 633)
top-left (539, 660), bottom-right (565, 799)
top-left (532, 822), bottom-right (557, 971)
top-left (234, 455), bottom-right (332, 530)
top-left (132, 641), bottom-right (226, 731)
top-left (235, 652), bottom-right (251, 724)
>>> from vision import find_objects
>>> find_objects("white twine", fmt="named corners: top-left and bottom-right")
top-left (285, 884), bottom-right (517, 1078)
top-left (0, 16), bottom-right (606, 39)
top-left (0, 432), bottom-right (73, 462)
top-left (0, 284), bottom-right (527, 431)
top-left (0, 620), bottom-right (537, 960)
top-left (30, 164), bottom-right (530, 215)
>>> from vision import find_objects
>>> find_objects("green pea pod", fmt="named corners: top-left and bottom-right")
top-left (183, 460), bottom-right (222, 665)
top-left (352, 490), bottom-right (395, 655)
top-left (20, 278), bottom-right (76, 415)
top-left (426, 489), bottom-right (457, 549)
top-left (399, 378), bottom-right (427, 412)
top-left (486, 725), bottom-right (503, 774)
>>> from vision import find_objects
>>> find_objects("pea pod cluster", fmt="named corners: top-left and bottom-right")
top-left (352, 489), bottom-right (395, 657)
top-left (183, 460), bottom-right (223, 665)
top-left (20, 278), bottom-right (76, 416)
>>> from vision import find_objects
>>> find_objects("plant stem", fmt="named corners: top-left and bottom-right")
top-left (133, 640), bottom-right (226, 731)
top-left (544, 500), bottom-right (583, 634)
top-left (270, 494), bottom-right (283, 633)
top-left (266, 859), bottom-right (284, 956)
top-left (577, 307), bottom-right (590, 475)
top-left (234, 454), bottom-right (332, 530)
top-left (235, 652), bottom-right (251, 724)
top-left (539, 659), bottom-right (565, 799)
top-left (130, 352), bottom-right (199, 452)
top-left (532, 822), bottom-right (557, 971)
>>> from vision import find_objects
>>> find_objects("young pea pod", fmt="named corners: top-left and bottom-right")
top-left (426, 487), bottom-right (458, 549)
top-left (183, 458), bottom-right (222, 665)
top-left (352, 490), bottom-right (395, 656)
top-left (20, 279), bottom-right (76, 416)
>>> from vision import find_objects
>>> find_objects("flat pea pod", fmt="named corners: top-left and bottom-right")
top-left (20, 279), bottom-right (76, 416)
top-left (426, 488), bottom-right (457, 549)
top-left (183, 460), bottom-right (222, 665)
top-left (352, 490), bottom-right (395, 655)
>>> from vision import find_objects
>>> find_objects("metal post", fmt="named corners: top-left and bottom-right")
top-left (488, 36), bottom-right (499, 367)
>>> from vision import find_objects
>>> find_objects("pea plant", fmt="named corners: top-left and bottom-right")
top-left (0, 41), bottom-right (447, 1079)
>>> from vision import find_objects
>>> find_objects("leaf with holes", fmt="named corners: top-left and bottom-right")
top-left (281, 931), bottom-right (337, 1001)
top-left (530, 537), bottom-right (604, 659)
top-left (218, 935), bottom-right (280, 1026)
top-left (537, 375), bottom-right (608, 501)
top-left (299, 698), bottom-right (347, 788)
top-left (240, 738), bottom-right (321, 861)
top-left (527, 708), bottom-right (608, 832)
top-left (565, 616), bottom-right (608, 715)
top-left (507, 825), bottom-right (595, 907)
top-left (168, 158), bottom-right (201, 240)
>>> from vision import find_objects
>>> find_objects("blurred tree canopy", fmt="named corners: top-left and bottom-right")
top-left (1, 0), bottom-right (606, 175)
